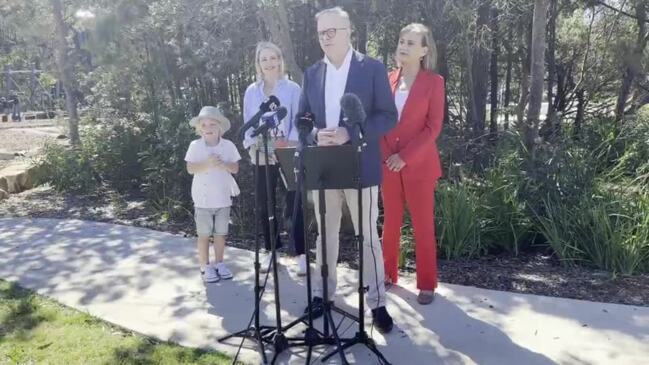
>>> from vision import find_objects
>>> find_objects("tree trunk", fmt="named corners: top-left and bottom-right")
top-left (504, 28), bottom-right (513, 130)
top-left (554, 63), bottom-right (568, 113)
top-left (544, 0), bottom-right (557, 130)
top-left (468, 2), bottom-right (491, 137)
top-left (381, 32), bottom-right (390, 65)
top-left (261, 0), bottom-right (303, 84)
top-left (516, 21), bottom-right (532, 127)
top-left (437, 40), bottom-right (450, 125)
top-left (489, 8), bottom-right (499, 135)
top-left (525, 0), bottom-right (549, 149)
top-left (615, 0), bottom-right (647, 122)
top-left (574, 88), bottom-right (585, 139)
top-left (354, 1), bottom-right (368, 54)
top-left (50, 0), bottom-right (80, 146)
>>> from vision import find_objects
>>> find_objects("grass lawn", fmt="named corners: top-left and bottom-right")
top-left (0, 279), bottom-right (235, 364)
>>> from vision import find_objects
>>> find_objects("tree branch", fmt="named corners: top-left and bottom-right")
top-left (593, 1), bottom-right (649, 24)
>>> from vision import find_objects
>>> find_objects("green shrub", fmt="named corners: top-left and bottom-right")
top-left (33, 143), bottom-right (99, 193)
top-left (584, 192), bottom-right (649, 275)
top-left (138, 103), bottom-right (202, 220)
top-left (535, 191), bottom-right (649, 275)
top-left (435, 182), bottom-right (485, 259)
top-left (533, 197), bottom-right (585, 266)
top-left (81, 115), bottom-right (146, 192)
top-left (479, 149), bottom-right (533, 255)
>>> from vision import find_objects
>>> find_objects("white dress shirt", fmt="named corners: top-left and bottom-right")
top-left (323, 46), bottom-right (354, 129)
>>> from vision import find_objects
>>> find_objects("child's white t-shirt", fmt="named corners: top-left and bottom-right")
top-left (184, 138), bottom-right (241, 209)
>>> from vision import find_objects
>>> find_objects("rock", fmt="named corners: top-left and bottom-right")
top-left (57, 134), bottom-right (68, 139)
top-left (0, 188), bottom-right (7, 200)
top-left (0, 162), bottom-right (41, 194)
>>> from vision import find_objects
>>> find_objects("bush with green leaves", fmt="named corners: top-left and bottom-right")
top-left (138, 104), bottom-right (196, 221)
top-left (33, 143), bottom-right (99, 193)
top-left (478, 145), bottom-right (533, 255)
top-left (33, 104), bottom-right (649, 275)
top-left (435, 182), bottom-right (485, 260)
top-left (535, 189), bottom-right (649, 275)
top-left (81, 115), bottom-right (147, 192)
top-left (609, 108), bottom-right (649, 184)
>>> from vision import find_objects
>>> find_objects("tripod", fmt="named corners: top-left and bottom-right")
top-left (319, 131), bottom-right (390, 365)
top-left (218, 131), bottom-right (287, 364)
top-left (272, 125), bottom-right (336, 364)
top-left (276, 142), bottom-right (390, 364)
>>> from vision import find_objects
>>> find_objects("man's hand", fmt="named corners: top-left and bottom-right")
top-left (386, 153), bottom-right (406, 172)
top-left (248, 146), bottom-right (277, 164)
top-left (317, 127), bottom-right (350, 146)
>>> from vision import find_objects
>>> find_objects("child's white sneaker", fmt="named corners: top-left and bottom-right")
top-left (297, 254), bottom-right (307, 276)
top-left (215, 262), bottom-right (233, 280)
top-left (201, 265), bottom-right (219, 283)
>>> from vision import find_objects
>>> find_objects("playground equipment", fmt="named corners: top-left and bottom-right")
top-left (1, 64), bottom-right (60, 122)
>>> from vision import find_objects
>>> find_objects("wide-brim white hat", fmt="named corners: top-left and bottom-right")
top-left (189, 106), bottom-right (231, 133)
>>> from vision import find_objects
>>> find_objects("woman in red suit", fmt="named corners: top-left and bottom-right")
top-left (381, 23), bottom-right (444, 305)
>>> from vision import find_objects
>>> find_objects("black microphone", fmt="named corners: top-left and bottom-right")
top-left (295, 112), bottom-right (315, 147)
top-left (239, 95), bottom-right (281, 139)
top-left (340, 93), bottom-right (366, 138)
top-left (250, 106), bottom-right (288, 138)
top-left (296, 112), bottom-right (314, 136)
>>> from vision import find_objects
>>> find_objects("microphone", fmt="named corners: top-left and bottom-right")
top-left (250, 106), bottom-right (288, 138)
top-left (340, 93), bottom-right (366, 126)
top-left (296, 112), bottom-right (315, 146)
top-left (340, 93), bottom-right (366, 139)
top-left (239, 95), bottom-right (281, 139)
top-left (297, 112), bottom-right (314, 135)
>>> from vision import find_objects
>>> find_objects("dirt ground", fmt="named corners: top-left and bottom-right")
top-left (1, 185), bottom-right (647, 307)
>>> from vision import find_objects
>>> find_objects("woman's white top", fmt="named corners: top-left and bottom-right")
top-left (395, 88), bottom-right (410, 122)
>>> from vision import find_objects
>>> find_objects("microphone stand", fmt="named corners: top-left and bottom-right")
top-left (260, 129), bottom-right (290, 362)
top-left (320, 121), bottom-right (391, 364)
top-left (274, 126), bottom-right (337, 363)
top-left (218, 147), bottom-right (275, 364)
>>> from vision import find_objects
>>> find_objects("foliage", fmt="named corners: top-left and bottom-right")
top-left (5, 0), bottom-right (649, 275)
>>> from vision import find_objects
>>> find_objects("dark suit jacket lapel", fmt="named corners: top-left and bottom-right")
top-left (312, 60), bottom-right (327, 129)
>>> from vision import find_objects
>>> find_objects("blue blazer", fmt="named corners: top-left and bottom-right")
top-left (298, 51), bottom-right (398, 187)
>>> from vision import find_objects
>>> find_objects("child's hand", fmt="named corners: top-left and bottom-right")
top-left (208, 155), bottom-right (222, 168)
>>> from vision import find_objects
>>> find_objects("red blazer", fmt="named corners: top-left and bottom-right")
top-left (380, 68), bottom-right (445, 182)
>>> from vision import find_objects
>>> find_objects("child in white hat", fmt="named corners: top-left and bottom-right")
top-left (185, 106), bottom-right (241, 283)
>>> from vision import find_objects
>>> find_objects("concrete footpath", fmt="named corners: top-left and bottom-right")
top-left (0, 218), bottom-right (647, 364)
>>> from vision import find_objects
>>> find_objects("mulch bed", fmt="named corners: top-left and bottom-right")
top-left (1, 185), bottom-right (647, 307)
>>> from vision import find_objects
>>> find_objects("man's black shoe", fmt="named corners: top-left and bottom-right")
top-left (304, 296), bottom-right (325, 319)
top-left (371, 306), bottom-right (394, 334)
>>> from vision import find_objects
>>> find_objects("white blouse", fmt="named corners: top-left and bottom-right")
top-left (395, 88), bottom-right (410, 122)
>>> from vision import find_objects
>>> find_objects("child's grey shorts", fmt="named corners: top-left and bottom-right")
top-left (194, 207), bottom-right (231, 236)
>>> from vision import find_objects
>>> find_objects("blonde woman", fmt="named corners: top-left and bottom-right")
top-left (380, 23), bottom-right (445, 305)
top-left (242, 42), bottom-right (306, 275)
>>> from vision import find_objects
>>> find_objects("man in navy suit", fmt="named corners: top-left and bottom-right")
top-left (299, 6), bottom-right (397, 334)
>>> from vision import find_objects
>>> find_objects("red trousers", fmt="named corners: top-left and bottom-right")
top-left (382, 173), bottom-right (438, 290)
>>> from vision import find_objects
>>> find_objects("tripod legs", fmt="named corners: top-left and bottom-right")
top-left (218, 144), bottom-right (285, 364)
top-left (320, 330), bottom-right (392, 364)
